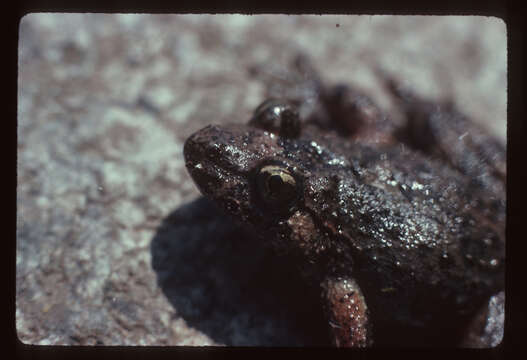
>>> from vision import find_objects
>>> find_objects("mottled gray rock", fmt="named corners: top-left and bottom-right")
top-left (17, 14), bottom-right (506, 346)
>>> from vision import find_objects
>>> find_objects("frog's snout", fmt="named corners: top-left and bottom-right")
top-left (183, 125), bottom-right (255, 211)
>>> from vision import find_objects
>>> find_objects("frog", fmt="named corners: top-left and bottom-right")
top-left (183, 55), bottom-right (505, 347)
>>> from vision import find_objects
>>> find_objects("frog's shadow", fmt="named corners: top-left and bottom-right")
top-left (150, 197), bottom-right (331, 346)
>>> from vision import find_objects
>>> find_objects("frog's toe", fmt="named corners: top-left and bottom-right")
top-left (322, 277), bottom-right (372, 347)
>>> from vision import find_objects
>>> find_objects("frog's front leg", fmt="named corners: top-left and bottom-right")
top-left (322, 277), bottom-right (372, 347)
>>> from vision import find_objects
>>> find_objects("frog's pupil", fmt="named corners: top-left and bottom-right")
top-left (268, 174), bottom-right (284, 196)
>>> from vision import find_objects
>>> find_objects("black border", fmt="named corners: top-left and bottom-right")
top-left (10, 1), bottom-right (521, 360)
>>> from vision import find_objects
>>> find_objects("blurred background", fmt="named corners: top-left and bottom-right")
top-left (17, 14), bottom-right (506, 346)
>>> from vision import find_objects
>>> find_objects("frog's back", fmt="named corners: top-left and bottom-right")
top-left (303, 135), bottom-right (505, 328)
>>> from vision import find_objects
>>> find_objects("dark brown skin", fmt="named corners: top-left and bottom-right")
top-left (183, 56), bottom-right (505, 347)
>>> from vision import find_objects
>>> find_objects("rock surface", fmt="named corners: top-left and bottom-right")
top-left (16, 14), bottom-right (506, 346)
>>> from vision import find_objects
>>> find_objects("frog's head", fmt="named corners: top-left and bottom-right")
top-left (183, 123), bottom-right (302, 225)
top-left (183, 105), bottom-right (354, 268)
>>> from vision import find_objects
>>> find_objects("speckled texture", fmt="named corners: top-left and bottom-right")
top-left (17, 14), bottom-right (506, 346)
top-left (183, 84), bottom-right (505, 346)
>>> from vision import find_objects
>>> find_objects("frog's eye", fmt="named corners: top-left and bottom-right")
top-left (279, 107), bottom-right (301, 138)
top-left (256, 164), bottom-right (299, 210)
top-left (249, 99), bottom-right (301, 138)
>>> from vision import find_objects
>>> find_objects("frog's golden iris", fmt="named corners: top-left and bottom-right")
top-left (257, 164), bottom-right (298, 209)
